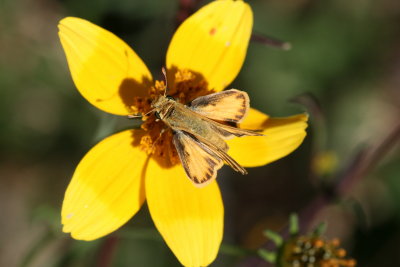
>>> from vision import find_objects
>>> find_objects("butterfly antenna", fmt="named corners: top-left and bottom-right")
top-left (128, 109), bottom-right (155, 119)
top-left (162, 67), bottom-right (169, 96)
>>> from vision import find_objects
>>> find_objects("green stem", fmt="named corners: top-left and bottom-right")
top-left (219, 244), bottom-right (253, 257)
top-left (19, 231), bottom-right (54, 267)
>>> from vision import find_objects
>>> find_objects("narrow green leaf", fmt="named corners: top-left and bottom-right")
top-left (258, 248), bottom-right (277, 263)
top-left (263, 230), bottom-right (283, 247)
top-left (313, 222), bottom-right (327, 236)
top-left (289, 213), bottom-right (299, 236)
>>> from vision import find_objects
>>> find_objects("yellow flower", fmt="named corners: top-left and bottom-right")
top-left (58, 0), bottom-right (308, 266)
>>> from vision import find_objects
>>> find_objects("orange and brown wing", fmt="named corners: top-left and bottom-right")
top-left (208, 119), bottom-right (264, 140)
top-left (191, 132), bottom-right (248, 175)
top-left (189, 89), bottom-right (249, 123)
top-left (173, 130), bottom-right (224, 187)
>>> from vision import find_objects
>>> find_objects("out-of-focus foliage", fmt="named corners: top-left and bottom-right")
top-left (1, 0), bottom-right (400, 266)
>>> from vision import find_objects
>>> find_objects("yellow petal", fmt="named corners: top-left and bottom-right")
top-left (62, 130), bottom-right (148, 240)
top-left (146, 158), bottom-right (223, 267)
top-left (167, 0), bottom-right (253, 92)
top-left (58, 17), bottom-right (152, 115)
top-left (240, 108), bottom-right (270, 129)
top-left (228, 109), bottom-right (308, 167)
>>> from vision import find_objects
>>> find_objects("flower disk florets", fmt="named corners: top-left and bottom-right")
top-left (133, 69), bottom-right (213, 165)
top-left (282, 236), bottom-right (356, 267)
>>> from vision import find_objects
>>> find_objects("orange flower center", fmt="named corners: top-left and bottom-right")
top-left (132, 69), bottom-right (214, 165)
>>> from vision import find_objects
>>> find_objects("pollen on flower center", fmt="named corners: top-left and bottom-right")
top-left (133, 69), bottom-right (213, 165)
top-left (282, 236), bottom-right (356, 267)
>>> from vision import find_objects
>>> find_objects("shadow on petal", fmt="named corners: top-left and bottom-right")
top-left (167, 65), bottom-right (214, 104)
top-left (118, 76), bottom-right (153, 111)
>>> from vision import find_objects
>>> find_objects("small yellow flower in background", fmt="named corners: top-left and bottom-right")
top-left (58, 0), bottom-right (308, 266)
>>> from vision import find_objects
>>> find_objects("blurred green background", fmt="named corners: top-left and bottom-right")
top-left (1, 0), bottom-right (400, 266)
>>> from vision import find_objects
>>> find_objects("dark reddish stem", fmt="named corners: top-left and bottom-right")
top-left (251, 32), bottom-right (292, 50)
top-left (96, 235), bottom-right (119, 267)
top-left (241, 121), bottom-right (400, 267)
top-left (337, 122), bottom-right (400, 195)
top-left (176, 0), bottom-right (204, 27)
top-left (302, 122), bottom-right (400, 229)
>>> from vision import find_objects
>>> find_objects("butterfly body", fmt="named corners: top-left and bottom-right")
top-left (151, 89), bottom-right (263, 187)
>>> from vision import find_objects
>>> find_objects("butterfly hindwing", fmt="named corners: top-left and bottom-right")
top-left (190, 132), bottom-right (248, 175)
top-left (189, 89), bottom-right (250, 123)
top-left (173, 130), bottom-right (224, 187)
top-left (208, 119), bottom-right (264, 140)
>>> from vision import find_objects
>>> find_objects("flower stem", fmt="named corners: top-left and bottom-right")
top-left (96, 235), bottom-right (119, 267)
top-left (251, 32), bottom-right (292, 50)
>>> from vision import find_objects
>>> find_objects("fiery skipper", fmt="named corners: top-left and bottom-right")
top-left (133, 70), bottom-right (263, 187)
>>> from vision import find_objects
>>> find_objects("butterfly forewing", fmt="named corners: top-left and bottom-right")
top-left (189, 89), bottom-right (249, 123)
top-left (173, 130), bottom-right (224, 187)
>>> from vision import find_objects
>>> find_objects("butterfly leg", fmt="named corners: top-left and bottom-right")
top-left (150, 127), bottom-right (168, 152)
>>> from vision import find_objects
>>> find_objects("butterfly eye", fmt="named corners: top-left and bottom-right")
top-left (166, 95), bottom-right (175, 101)
top-left (154, 111), bottom-right (161, 119)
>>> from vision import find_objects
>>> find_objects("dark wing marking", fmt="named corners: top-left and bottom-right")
top-left (173, 130), bottom-right (224, 187)
top-left (208, 120), bottom-right (264, 140)
top-left (190, 132), bottom-right (248, 175)
top-left (189, 89), bottom-right (250, 123)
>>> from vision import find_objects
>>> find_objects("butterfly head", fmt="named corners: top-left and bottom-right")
top-left (151, 95), bottom-right (176, 120)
